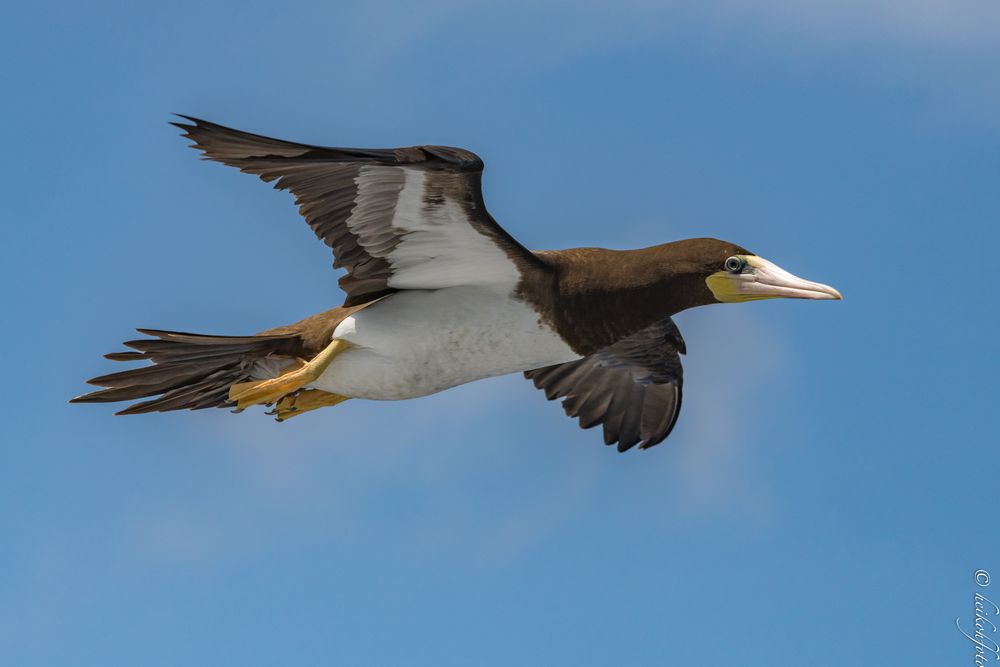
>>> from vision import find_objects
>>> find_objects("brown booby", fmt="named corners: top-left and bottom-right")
top-left (71, 117), bottom-right (842, 451)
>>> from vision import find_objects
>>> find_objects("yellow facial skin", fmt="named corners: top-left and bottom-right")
top-left (706, 255), bottom-right (843, 303)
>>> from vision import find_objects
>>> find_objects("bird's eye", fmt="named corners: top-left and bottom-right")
top-left (724, 256), bottom-right (745, 273)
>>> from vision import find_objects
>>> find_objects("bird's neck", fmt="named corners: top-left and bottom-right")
top-left (522, 245), bottom-right (712, 355)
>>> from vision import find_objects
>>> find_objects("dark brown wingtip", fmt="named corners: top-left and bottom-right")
top-left (169, 115), bottom-right (216, 158)
top-left (69, 389), bottom-right (115, 404)
top-left (113, 403), bottom-right (152, 416)
top-left (170, 113), bottom-right (210, 130)
top-left (104, 351), bottom-right (145, 361)
top-left (169, 115), bottom-right (198, 137)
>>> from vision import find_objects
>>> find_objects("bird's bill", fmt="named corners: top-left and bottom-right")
top-left (707, 255), bottom-right (843, 302)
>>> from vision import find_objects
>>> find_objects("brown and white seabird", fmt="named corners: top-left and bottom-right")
top-left (72, 116), bottom-right (843, 451)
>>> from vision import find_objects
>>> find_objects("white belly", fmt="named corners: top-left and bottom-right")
top-left (308, 286), bottom-right (580, 400)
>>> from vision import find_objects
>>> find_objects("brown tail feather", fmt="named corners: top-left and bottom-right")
top-left (71, 329), bottom-right (303, 415)
top-left (72, 304), bottom-right (374, 416)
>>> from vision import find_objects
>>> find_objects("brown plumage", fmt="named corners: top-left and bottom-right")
top-left (528, 241), bottom-right (749, 355)
top-left (72, 116), bottom-right (841, 452)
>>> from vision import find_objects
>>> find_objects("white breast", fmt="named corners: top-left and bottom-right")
top-left (309, 286), bottom-right (580, 400)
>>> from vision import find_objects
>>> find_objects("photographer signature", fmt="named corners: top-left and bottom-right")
top-left (957, 570), bottom-right (1000, 665)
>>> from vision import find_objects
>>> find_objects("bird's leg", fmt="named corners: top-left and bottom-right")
top-left (228, 359), bottom-right (305, 410)
top-left (228, 339), bottom-right (352, 410)
top-left (268, 389), bottom-right (351, 421)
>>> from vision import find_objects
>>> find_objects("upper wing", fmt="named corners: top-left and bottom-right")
top-left (172, 116), bottom-right (546, 305)
top-left (524, 318), bottom-right (686, 452)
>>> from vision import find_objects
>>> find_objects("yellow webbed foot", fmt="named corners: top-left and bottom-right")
top-left (268, 389), bottom-right (351, 421)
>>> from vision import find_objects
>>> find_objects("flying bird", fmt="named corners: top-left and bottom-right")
top-left (72, 117), bottom-right (842, 451)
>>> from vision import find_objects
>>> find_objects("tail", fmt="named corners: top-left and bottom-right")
top-left (70, 328), bottom-right (303, 415)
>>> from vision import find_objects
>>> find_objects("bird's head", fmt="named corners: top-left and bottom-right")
top-left (660, 238), bottom-right (843, 308)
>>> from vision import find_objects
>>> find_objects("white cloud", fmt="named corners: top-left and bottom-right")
top-left (716, 0), bottom-right (1000, 49)
top-left (338, 0), bottom-right (1000, 128)
top-left (349, 0), bottom-right (1000, 58)
top-left (664, 304), bottom-right (788, 525)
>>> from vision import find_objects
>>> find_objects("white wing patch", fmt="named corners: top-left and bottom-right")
top-left (346, 167), bottom-right (521, 291)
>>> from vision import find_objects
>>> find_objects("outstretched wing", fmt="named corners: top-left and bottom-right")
top-left (525, 318), bottom-right (685, 452)
top-left (173, 116), bottom-right (546, 306)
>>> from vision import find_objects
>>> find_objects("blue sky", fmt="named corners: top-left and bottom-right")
top-left (2, 1), bottom-right (999, 664)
